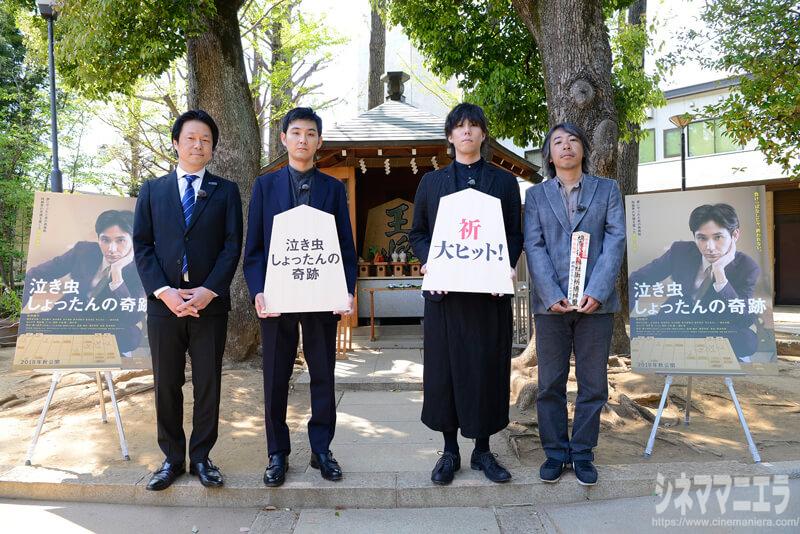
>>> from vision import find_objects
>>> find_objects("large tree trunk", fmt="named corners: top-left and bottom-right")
top-left (187, 0), bottom-right (262, 361)
top-left (611, 0), bottom-right (647, 355)
top-left (367, 6), bottom-right (386, 109)
top-left (267, 12), bottom-right (293, 162)
top-left (512, 0), bottom-right (619, 177)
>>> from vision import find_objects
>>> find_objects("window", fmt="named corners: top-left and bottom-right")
top-left (688, 120), bottom-right (715, 156)
top-left (638, 129), bottom-right (655, 163)
top-left (688, 119), bottom-right (743, 156)
top-left (715, 121), bottom-right (742, 153)
top-left (663, 128), bottom-right (681, 158)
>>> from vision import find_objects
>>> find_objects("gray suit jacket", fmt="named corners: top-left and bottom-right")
top-left (524, 174), bottom-right (625, 314)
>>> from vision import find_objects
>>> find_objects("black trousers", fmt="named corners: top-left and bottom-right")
top-left (260, 312), bottom-right (338, 456)
top-left (534, 312), bottom-right (613, 462)
top-left (147, 312), bottom-right (228, 464)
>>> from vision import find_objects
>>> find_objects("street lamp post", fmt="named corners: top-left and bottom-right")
top-left (669, 113), bottom-right (692, 192)
top-left (37, 0), bottom-right (62, 194)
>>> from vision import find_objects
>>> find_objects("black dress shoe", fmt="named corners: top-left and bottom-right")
top-left (431, 451), bottom-right (460, 485)
top-left (309, 451), bottom-right (343, 481)
top-left (189, 458), bottom-right (224, 487)
top-left (146, 460), bottom-right (185, 491)
top-left (470, 450), bottom-right (512, 483)
top-left (539, 458), bottom-right (567, 483)
top-left (572, 460), bottom-right (598, 486)
top-left (263, 453), bottom-right (288, 487)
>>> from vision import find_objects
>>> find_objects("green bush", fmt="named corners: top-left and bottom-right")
top-left (0, 287), bottom-right (22, 320)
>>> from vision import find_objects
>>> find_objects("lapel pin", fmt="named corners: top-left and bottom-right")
top-left (209, 181), bottom-right (217, 186)
top-left (197, 190), bottom-right (208, 198)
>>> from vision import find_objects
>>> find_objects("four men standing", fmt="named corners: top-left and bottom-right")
top-left (132, 106), bottom-right (625, 490)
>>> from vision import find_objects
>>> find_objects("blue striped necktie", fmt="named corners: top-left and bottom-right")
top-left (181, 174), bottom-right (197, 274)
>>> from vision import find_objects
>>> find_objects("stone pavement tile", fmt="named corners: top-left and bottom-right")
top-left (494, 505), bottom-right (549, 533)
top-left (371, 356), bottom-right (423, 381)
top-left (249, 509), bottom-right (300, 534)
top-left (318, 443), bottom-right (450, 473)
top-left (0, 498), bottom-right (261, 534)
top-left (333, 419), bottom-right (436, 444)
top-left (337, 402), bottom-right (422, 422)
top-left (396, 469), bottom-right (541, 508)
top-left (334, 353), bottom-right (378, 379)
top-left (541, 477), bottom-right (800, 534)
top-left (293, 507), bottom-right (500, 534)
top-left (0, 466), bottom-right (143, 504)
top-left (337, 390), bottom-right (424, 407)
top-left (134, 472), bottom-right (209, 507)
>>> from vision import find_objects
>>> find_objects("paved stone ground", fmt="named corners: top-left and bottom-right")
top-left (3, 477), bottom-right (799, 533)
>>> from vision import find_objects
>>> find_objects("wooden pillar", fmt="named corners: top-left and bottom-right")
top-left (321, 165), bottom-right (359, 328)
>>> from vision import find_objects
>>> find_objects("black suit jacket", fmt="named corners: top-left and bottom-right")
top-left (408, 161), bottom-right (523, 302)
top-left (242, 166), bottom-right (357, 301)
top-left (133, 171), bottom-right (243, 316)
top-left (25, 241), bottom-right (144, 352)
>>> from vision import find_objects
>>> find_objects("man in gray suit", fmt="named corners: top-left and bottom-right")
top-left (524, 123), bottom-right (625, 486)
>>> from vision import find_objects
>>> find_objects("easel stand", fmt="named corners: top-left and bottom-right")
top-left (644, 373), bottom-right (761, 463)
top-left (25, 370), bottom-right (130, 465)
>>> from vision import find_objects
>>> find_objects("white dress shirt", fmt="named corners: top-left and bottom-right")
top-left (153, 166), bottom-right (209, 299)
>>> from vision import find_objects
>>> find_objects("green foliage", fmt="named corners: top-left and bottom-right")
top-left (383, 0), bottom-right (548, 147)
top-left (52, 0), bottom-right (216, 99)
top-left (690, 0), bottom-right (800, 179)
top-left (0, 2), bottom-right (48, 292)
top-left (241, 0), bottom-right (347, 160)
top-left (383, 0), bottom-right (660, 148)
top-left (0, 286), bottom-right (22, 320)
top-left (609, 9), bottom-right (665, 142)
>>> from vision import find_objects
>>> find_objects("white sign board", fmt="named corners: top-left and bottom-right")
top-left (264, 205), bottom-right (350, 313)
top-left (567, 231), bottom-right (590, 308)
top-left (421, 188), bottom-right (514, 294)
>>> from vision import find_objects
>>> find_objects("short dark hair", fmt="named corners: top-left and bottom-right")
top-left (95, 210), bottom-right (134, 236)
top-left (689, 203), bottom-right (740, 234)
top-left (444, 103), bottom-right (489, 154)
top-left (281, 107), bottom-right (322, 135)
top-left (541, 122), bottom-right (591, 178)
top-left (171, 109), bottom-right (220, 150)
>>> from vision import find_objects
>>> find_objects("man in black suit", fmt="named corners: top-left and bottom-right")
top-left (629, 203), bottom-right (760, 360)
top-left (133, 109), bottom-right (243, 490)
top-left (243, 107), bottom-right (356, 487)
top-left (24, 209), bottom-right (144, 354)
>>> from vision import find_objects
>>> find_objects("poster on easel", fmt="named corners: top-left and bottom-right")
top-left (13, 192), bottom-right (151, 370)
top-left (626, 186), bottom-right (777, 375)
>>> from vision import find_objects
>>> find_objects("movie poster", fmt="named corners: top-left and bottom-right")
top-left (626, 186), bottom-right (777, 375)
top-left (13, 192), bottom-right (151, 370)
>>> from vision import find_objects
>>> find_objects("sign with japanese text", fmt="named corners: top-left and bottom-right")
top-left (264, 204), bottom-right (350, 313)
top-left (14, 192), bottom-right (150, 370)
top-left (626, 186), bottom-right (777, 375)
top-left (421, 188), bottom-right (514, 294)
top-left (361, 198), bottom-right (414, 261)
top-left (567, 231), bottom-right (590, 308)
